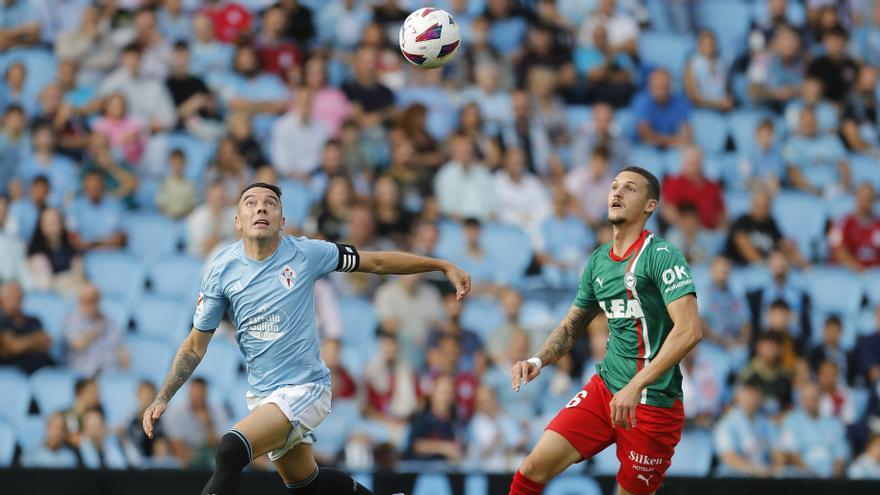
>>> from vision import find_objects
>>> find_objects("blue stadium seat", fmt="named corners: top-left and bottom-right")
top-left (226, 378), bottom-right (251, 421)
top-left (692, 110), bottom-right (729, 153)
top-left (84, 251), bottom-right (146, 306)
top-left (167, 132), bottom-right (216, 183)
top-left (192, 339), bottom-right (241, 389)
top-left (729, 264), bottom-right (772, 297)
top-left (627, 145), bottom-right (666, 180)
top-left (29, 367), bottom-right (77, 415)
top-left (148, 255), bottom-right (204, 301)
top-left (591, 444), bottom-right (619, 475)
top-left (133, 177), bottom-right (161, 213)
top-left (752, 0), bottom-right (806, 27)
top-left (435, 220), bottom-right (465, 260)
top-left (771, 192), bottom-right (828, 261)
top-left (849, 154), bottom-right (880, 190)
top-left (396, 87), bottom-right (457, 140)
top-left (100, 296), bottom-right (131, 332)
top-left (22, 291), bottom-right (66, 359)
top-left (638, 31), bottom-right (695, 79)
top-left (124, 213), bottom-right (180, 267)
top-left (16, 415), bottom-right (45, 453)
top-left (481, 223), bottom-right (532, 284)
top-left (126, 336), bottom-right (175, 387)
top-left (698, 0), bottom-right (751, 60)
top-left (668, 429), bottom-right (714, 476)
top-left (278, 179), bottom-right (315, 229)
top-left (724, 191), bottom-right (752, 219)
top-left (805, 267), bottom-right (862, 348)
top-left (544, 475), bottom-right (602, 495)
top-left (0, 367), bottom-right (29, 423)
top-left (132, 295), bottom-right (191, 344)
top-left (700, 152), bottom-right (733, 182)
top-left (0, 48), bottom-right (57, 99)
top-left (519, 300), bottom-right (555, 330)
top-left (565, 105), bottom-right (592, 133)
top-left (338, 297), bottom-right (379, 373)
top-left (861, 269), bottom-right (880, 306)
top-left (0, 421), bottom-right (14, 467)
top-left (615, 107), bottom-right (637, 139)
top-left (98, 373), bottom-right (139, 429)
top-left (461, 298), bottom-right (505, 339)
top-left (312, 399), bottom-right (358, 459)
top-left (411, 473), bottom-right (454, 495)
top-left (826, 195), bottom-right (855, 221)
top-left (729, 109), bottom-right (774, 152)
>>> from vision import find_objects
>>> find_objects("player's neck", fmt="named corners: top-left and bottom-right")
top-left (610, 223), bottom-right (646, 258)
top-left (243, 235), bottom-right (281, 261)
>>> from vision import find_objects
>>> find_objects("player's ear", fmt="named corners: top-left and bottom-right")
top-left (644, 199), bottom-right (658, 215)
top-left (280, 215), bottom-right (285, 231)
top-left (234, 214), bottom-right (241, 231)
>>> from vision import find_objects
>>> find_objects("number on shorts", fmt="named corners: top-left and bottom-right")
top-left (565, 390), bottom-right (588, 408)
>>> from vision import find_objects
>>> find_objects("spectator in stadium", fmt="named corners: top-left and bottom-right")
top-left (405, 373), bottom-right (465, 463)
top-left (776, 381), bottom-right (849, 477)
top-left (485, 331), bottom-right (547, 423)
top-left (63, 377), bottom-right (101, 445)
top-left (455, 102), bottom-right (502, 171)
top-left (67, 170), bottom-right (126, 251)
top-left (817, 360), bottom-right (857, 425)
top-left (633, 68), bottom-right (693, 149)
top-left (736, 119), bottom-right (784, 193)
top-left (186, 179), bottom-right (236, 256)
top-left (0, 105), bottom-right (28, 195)
top-left (121, 6), bottom-right (173, 81)
top-left (427, 289), bottom-right (484, 374)
top-left (126, 380), bottom-right (172, 465)
top-left (462, 63), bottom-right (513, 137)
top-left (855, 0), bottom-right (880, 63)
top-left (80, 132), bottom-right (138, 208)
top-left (564, 145), bottom-right (614, 229)
top-left (466, 384), bottom-right (527, 472)
top-left (849, 434), bottom-right (880, 479)
top-left (750, 251), bottom-right (805, 328)
top-left (157, 0), bottom-right (188, 43)
top-left (31, 80), bottom-right (92, 156)
top-left (486, 288), bottom-right (530, 365)
top-left (27, 207), bottom-right (82, 295)
top-left (364, 329), bottom-right (420, 440)
top-left (681, 347), bottom-right (725, 427)
top-left (576, 23), bottom-right (636, 108)
top-left (784, 77), bottom-right (839, 135)
top-left (314, 0), bottom-right (371, 51)
top-left (307, 175), bottom-right (353, 243)
top-left (189, 13), bottom-right (233, 78)
top-left (435, 132), bottom-right (496, 221)
top-left (537, 187), bottom-right (594, 288)
top-left (739, 332), bottom-right (793, 414)
top-left (714, 382), bottom-right (778, 477)
top-left (155, 149), bottom-right (197, 219)
top-left (343, 45), bottom-right (395, 127)
top-left (98, 43), bottom-right (176, 132)
top-left (516, 23), bottom-right (574, 90)
top-left (0, 0), bottom-right (42, 50)
top-left (271, 88), bottom-right (330, 181)
top-left (79, 408), bottom-right (128, 469)
top-left (278, 0), bottom-right (315, 46)
top-left (93, 93), bottom-right (147, 165)
top-left (399, 103), bottom-right (445, 170)
top-left (760, 299), bottom-right (804, 370)
top-left (53, 4), bottom-right (117, 85)
top-left (701, 256), bottom-right (752, 369)
top-left (748, 23), bottom-right (805, 111)
top-left (206, 137), bottom-right (252, 202)
top-left (255, 4), bottom-right (301, 80)
top-left (165, 41), bottom-right (219, 136)
top-left (20, 412), bottom-right (79, 468)
top-left (665, 203), bottom-right (716, 266)
top-left (372, 174), bottom-right (414, 248)
top-left (661, 146), bottom-right (725, 229)
top-left (1, 62), bottom-right (37, 117)
top-left (8, 174), bottom-right (48, 242)
top-left (841, 65), bottom-right (878, 152)
top-left (724, 188), bottom-right (786, 265)
top-left (685, 29), bottom-right (734, 112)
top-left (748, 0), bottom-right (792, 53)
top-left (829, 183), bottom-right (880, 271)
top-left (485, 0), bottom-right (529, 59)
top-left (526, 66), bottom-right (570, 170)
top-left (807, 25), bottom-right (859, 103)
top-left (320, 338), bottom-right (357, 401)
top-left (62, 283), bottom-right (128, 376)
top-left (0, 280), bottom-right (51, 373)
top-left (809, 316), bottom-right (854, 380)
top-left (16, 124), bottom-right (78, 208)
top-left (854, 306), bottom-right (880, 385)
top-left (302, 55), bottom-right (352, 137)
top-left (578, 0), bottom-right (639, 57)
top-left (493, 147), bottom-right (550, 243)
top-left (163, 376), bottom-right (226, 468)
top-left (0, 197), bottom-right (34, 289)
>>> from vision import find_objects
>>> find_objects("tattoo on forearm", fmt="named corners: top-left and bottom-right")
top-left (157, 347), bottom-right (202, 403)
top-left (537, 307), bottom-right (596, 366)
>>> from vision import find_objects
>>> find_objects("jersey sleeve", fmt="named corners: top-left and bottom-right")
top-left (299, 238), bottom-right (360, 278)
top-left (192, 257), bottom-right (229, 332)
top-left (648, 242), bottom-right (696, 306)
top-left (572, 257), bottom-right (598, 310)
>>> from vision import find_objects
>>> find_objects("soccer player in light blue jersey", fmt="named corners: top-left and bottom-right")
top-left (142, 183), bottom-right (471, 495)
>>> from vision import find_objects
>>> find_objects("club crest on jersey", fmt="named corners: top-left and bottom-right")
top-left (624, 272), bottom-right (637, 290)
top-left (279, 265), bottom-right (296, 290)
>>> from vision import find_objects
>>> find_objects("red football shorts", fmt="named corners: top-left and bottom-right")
top-left (545, 374), bottom-right (684, 494)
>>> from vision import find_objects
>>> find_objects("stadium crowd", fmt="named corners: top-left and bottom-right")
top-left (2, 0), bottom-right (880, 481)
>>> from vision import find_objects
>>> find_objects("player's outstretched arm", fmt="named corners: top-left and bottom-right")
top-left (511, 306), bottom-right (599, 391)
top-left (142, 327), bottom-right (213, 438)
top-left (357, 251), bottom-right (471, 300)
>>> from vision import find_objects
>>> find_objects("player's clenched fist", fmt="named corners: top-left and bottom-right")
top-left (511, 358), bottom-right (542, 392)
top-left (142, 399), bottom-right (167, 439)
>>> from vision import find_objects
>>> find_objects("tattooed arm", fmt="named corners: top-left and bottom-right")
top-left (142, 328), bottom-right (213, 438)
top-left (511, 306), bottom-right (600, 391)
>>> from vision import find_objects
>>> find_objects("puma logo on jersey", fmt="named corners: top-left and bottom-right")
top-left (595, 276), bottom-right (605, 288)
top-left (599, 299), bottom-right (644, 319)
top-left (656, 245), bottom-right (669, 252)
top-left (636, 474), bottom-right (653, 486)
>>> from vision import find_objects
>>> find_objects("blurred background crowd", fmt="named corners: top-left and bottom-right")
top-left (1, 0), bottom-right (880, 482)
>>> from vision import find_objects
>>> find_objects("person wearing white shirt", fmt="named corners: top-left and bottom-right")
top-left (466, 384), bottom-right (528, 473)
top-left (99, 44), bottom-right (176, 132)
top-left (564, 144), bottom-right (615, 228)
top-left (270, 89), bottom-right (330, 181)
top-left (185, 181), bottom-right (236, 258)
top-left (578, 0), bottom-right (640, 54)
top-left (434, 133), bottom-right (496, 221)
top-left (492, 147), bottom-right (551, 246)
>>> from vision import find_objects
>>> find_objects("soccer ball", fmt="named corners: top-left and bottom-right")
top-left (398, 7), bottom-right (461, 69)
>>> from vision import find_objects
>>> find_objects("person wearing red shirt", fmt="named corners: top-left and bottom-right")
top-left (829, 183), bottom-right (880, 270)
top-left (256, 4), bottom-right (302, 81)
top-left (661, 146), bottom-right (726, 229)
top-left (202, 1), bottom-right (252, 43)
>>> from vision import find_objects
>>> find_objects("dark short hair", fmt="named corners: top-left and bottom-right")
top-left (591, 144), bottom-right (611, 161)
top-left (173, 40), bottom-right (189, 51)
top-left (169, 148), bottom-right (186, 160)
top-left (32, 175), bottom-right (50, 186)
top-left (620, 166), bottom-right (660, 201)
top-left (756, 331), bottom-right (783, 345)
top-left (463, 217), bottom-right (481, 229)
top-left (191, 377), bottom-right (207, 387)
top-left (75, 378), bottom-right (96, 395)
top-left (239, 182), bottom-right (282, 202)
top-left (3, 103), bottom-right (24, 116)
top-left (825, 24), bottom-right (849, 41)
top-left (757, 118), bottom-right (774, 131)
top-left (824, 315), bottom-right (842, 328)
top-left (123, 42), bottom-right (142, 55)
top-left (769, 299), bottom-right (790, 311)
top-left (678, 202), bottom-right (698, 216)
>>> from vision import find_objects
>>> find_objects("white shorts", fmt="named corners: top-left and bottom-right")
top-left (246, 382), bottom-right (332, 461)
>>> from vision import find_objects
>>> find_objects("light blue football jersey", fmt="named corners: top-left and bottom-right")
top-left (193, 235), bottom-right (358, 394)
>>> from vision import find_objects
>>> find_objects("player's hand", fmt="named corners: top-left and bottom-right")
top-left (142, 399), bottom-right (167, 439)
top-left (510, 360), bottom-right (541, 392)
top-left (443, 264), bottom-right (471, 301)
top-left (609, 383), bottom-right (641, 430)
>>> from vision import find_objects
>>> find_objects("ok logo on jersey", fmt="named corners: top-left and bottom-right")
top-left (661, 265), bottom-right (692, 294)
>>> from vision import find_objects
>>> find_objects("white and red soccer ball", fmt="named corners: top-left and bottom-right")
top-left (398, 7), bottom-right (461, 69)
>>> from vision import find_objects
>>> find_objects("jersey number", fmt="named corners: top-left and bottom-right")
top-left (565, 390), bottom-right (588, 408)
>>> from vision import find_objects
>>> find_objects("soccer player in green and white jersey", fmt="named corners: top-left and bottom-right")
top-left (507, 166), bottom-right (703, 495)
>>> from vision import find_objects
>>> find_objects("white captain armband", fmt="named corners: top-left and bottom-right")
top-left (334, 243), bottom-right (360, 272)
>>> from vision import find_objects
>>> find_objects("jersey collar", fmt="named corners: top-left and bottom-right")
top-left (608, 229), bottom-right (650, 262)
